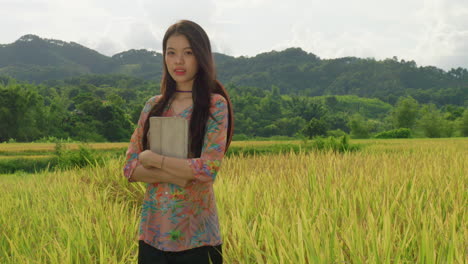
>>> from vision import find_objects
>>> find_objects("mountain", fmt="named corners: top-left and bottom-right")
top-left (0, 34), bottom-right (113, 80)
top-left (112, 49), bottom-right (163, 80)
top-left (0, 35), bottom-right (165, 82)
top-left (0, 34), bottom-right (467, 105)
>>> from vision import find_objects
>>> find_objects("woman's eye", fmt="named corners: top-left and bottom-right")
top-left (185, 51), bottom-right (193, 55)
top-left (167, 51), bottom-right (175, 55)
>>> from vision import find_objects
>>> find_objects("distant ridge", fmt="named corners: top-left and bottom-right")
top-left (0, 34), bottom-right (466, 106)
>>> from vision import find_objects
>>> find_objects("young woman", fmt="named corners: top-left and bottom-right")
top-left (123, 20), bottom-right (234, 264)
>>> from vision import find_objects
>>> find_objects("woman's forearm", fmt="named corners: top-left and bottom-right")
top-left (139, 150), bottom-right (195, 181)
top-left (131, 165), bottom-right (190, 187)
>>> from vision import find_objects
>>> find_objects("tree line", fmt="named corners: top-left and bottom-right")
top-left (0, 75), bottom-right (467, 143)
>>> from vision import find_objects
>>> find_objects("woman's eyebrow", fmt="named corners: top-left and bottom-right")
top-left (167, 47), bottom-right (192, 50)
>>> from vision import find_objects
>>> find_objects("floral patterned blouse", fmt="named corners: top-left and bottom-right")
top-left (123, 93), bottom-right (229, 252)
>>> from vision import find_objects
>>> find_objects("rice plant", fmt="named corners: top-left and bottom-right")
top-left (0, 138), bottom-right (466, 263)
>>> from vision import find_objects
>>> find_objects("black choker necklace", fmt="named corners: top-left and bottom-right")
top-left (175, 90), bottom-right (192, 93)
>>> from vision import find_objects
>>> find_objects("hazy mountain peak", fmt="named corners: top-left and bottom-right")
top-left (17, 34), bottom-right (42, 43)
top-left (112, 49), bottom-right (161, 59)
top-left (13, 34), bottom-right (87, 50)
top-left (254, 47), bottom-right (320, 61)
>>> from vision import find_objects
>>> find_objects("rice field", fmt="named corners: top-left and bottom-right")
top-left (0, 141), bottom-right (293, 154)
top-left (0, 142), bottom-right (129, 153)
top-left (0, 138), bottom-right (467, 263)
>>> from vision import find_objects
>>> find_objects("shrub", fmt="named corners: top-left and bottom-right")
top-left (54, 142), bottom-right (100, 169)
top-left (226, 139), bottom-right (361, 157)
top-left (374, 128), bottom-right (411, 139)
top-left (227, 144), bottom-right (302, 156)
top-left (33, 136), bottom-right (76, 143)
top-left (0, 158), bottom-right (54, 174)
top-left (232, 134), bottom-right (249, 141)
top-left (326, 129), bottom-right (347, 138)
top-left (309, 135), bottom-right (361, 153)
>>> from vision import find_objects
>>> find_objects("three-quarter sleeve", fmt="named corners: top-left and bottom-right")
top-left (187, 95), bottom-right (229, 183)
top-left (123, 97), bottom-right (157, 182)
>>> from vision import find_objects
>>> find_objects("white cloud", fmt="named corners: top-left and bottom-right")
top-left (0, 0), bottom-right (467, 69)
top-left (410, 0), bottom-right (468, 69)
top-left (139, 0), bottom-right (217, 30)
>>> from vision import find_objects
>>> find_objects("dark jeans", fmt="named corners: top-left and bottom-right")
top-left (138, 240), bottom-right (223, 264)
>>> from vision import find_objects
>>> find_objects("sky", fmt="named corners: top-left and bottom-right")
top-left (1, 0), bottom-right (467, 71)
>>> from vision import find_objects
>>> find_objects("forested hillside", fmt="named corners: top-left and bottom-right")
top-left (216, 49), bottom-right (467, 106)
top-left (0, 35), bottom-right (467, 142)
top-left (1, 35), bottom-right (467, 106)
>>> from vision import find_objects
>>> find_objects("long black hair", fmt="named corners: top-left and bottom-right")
top-left (142, 20), bottom-right (234, 158)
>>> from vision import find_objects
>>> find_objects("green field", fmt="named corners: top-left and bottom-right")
top-left (0, 139), bottom-right (359, 174)
top-left (1, 138), bottom-right (467, 263)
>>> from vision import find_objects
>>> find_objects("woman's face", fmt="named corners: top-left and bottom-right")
top-left (165, 34), bottom-right (198, 89)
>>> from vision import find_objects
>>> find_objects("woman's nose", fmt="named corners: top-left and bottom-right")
top-left (175, 54), bottom-right (184, 64)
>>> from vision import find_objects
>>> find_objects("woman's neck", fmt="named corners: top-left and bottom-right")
top-left (173, 92), bottom-right (192, 101)
top-left (176, 80), bottom-right (193, 92)
top-left (174, 82), bottom-right (193, 100)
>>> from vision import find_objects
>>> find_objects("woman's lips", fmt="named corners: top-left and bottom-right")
top-left (174, 69), bottom-right (186, 76)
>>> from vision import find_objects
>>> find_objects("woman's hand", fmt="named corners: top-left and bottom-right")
top-left (132, 164), bottom-right (194, 187)
top-left (138, 150), bottom-right (162, 169)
